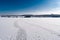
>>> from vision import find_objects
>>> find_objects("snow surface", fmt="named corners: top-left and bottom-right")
top-left (0, 18), bottom-right (60, 40)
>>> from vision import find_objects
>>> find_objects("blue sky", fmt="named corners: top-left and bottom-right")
top-left (0, 0), bottom-right (60, 14)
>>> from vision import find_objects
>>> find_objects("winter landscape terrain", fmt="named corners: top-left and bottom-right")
top-left (0, 18), bottom-right (60, 40)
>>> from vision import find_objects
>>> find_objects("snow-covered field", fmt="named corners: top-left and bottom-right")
top-left (0, 18), bottom-right (60, 40)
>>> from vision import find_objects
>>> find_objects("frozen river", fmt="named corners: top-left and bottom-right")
top-left (0, 18), bottom-right (60, 40)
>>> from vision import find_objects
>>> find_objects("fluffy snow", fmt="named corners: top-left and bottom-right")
top-left (0, 18), bottom-right (60, 40)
